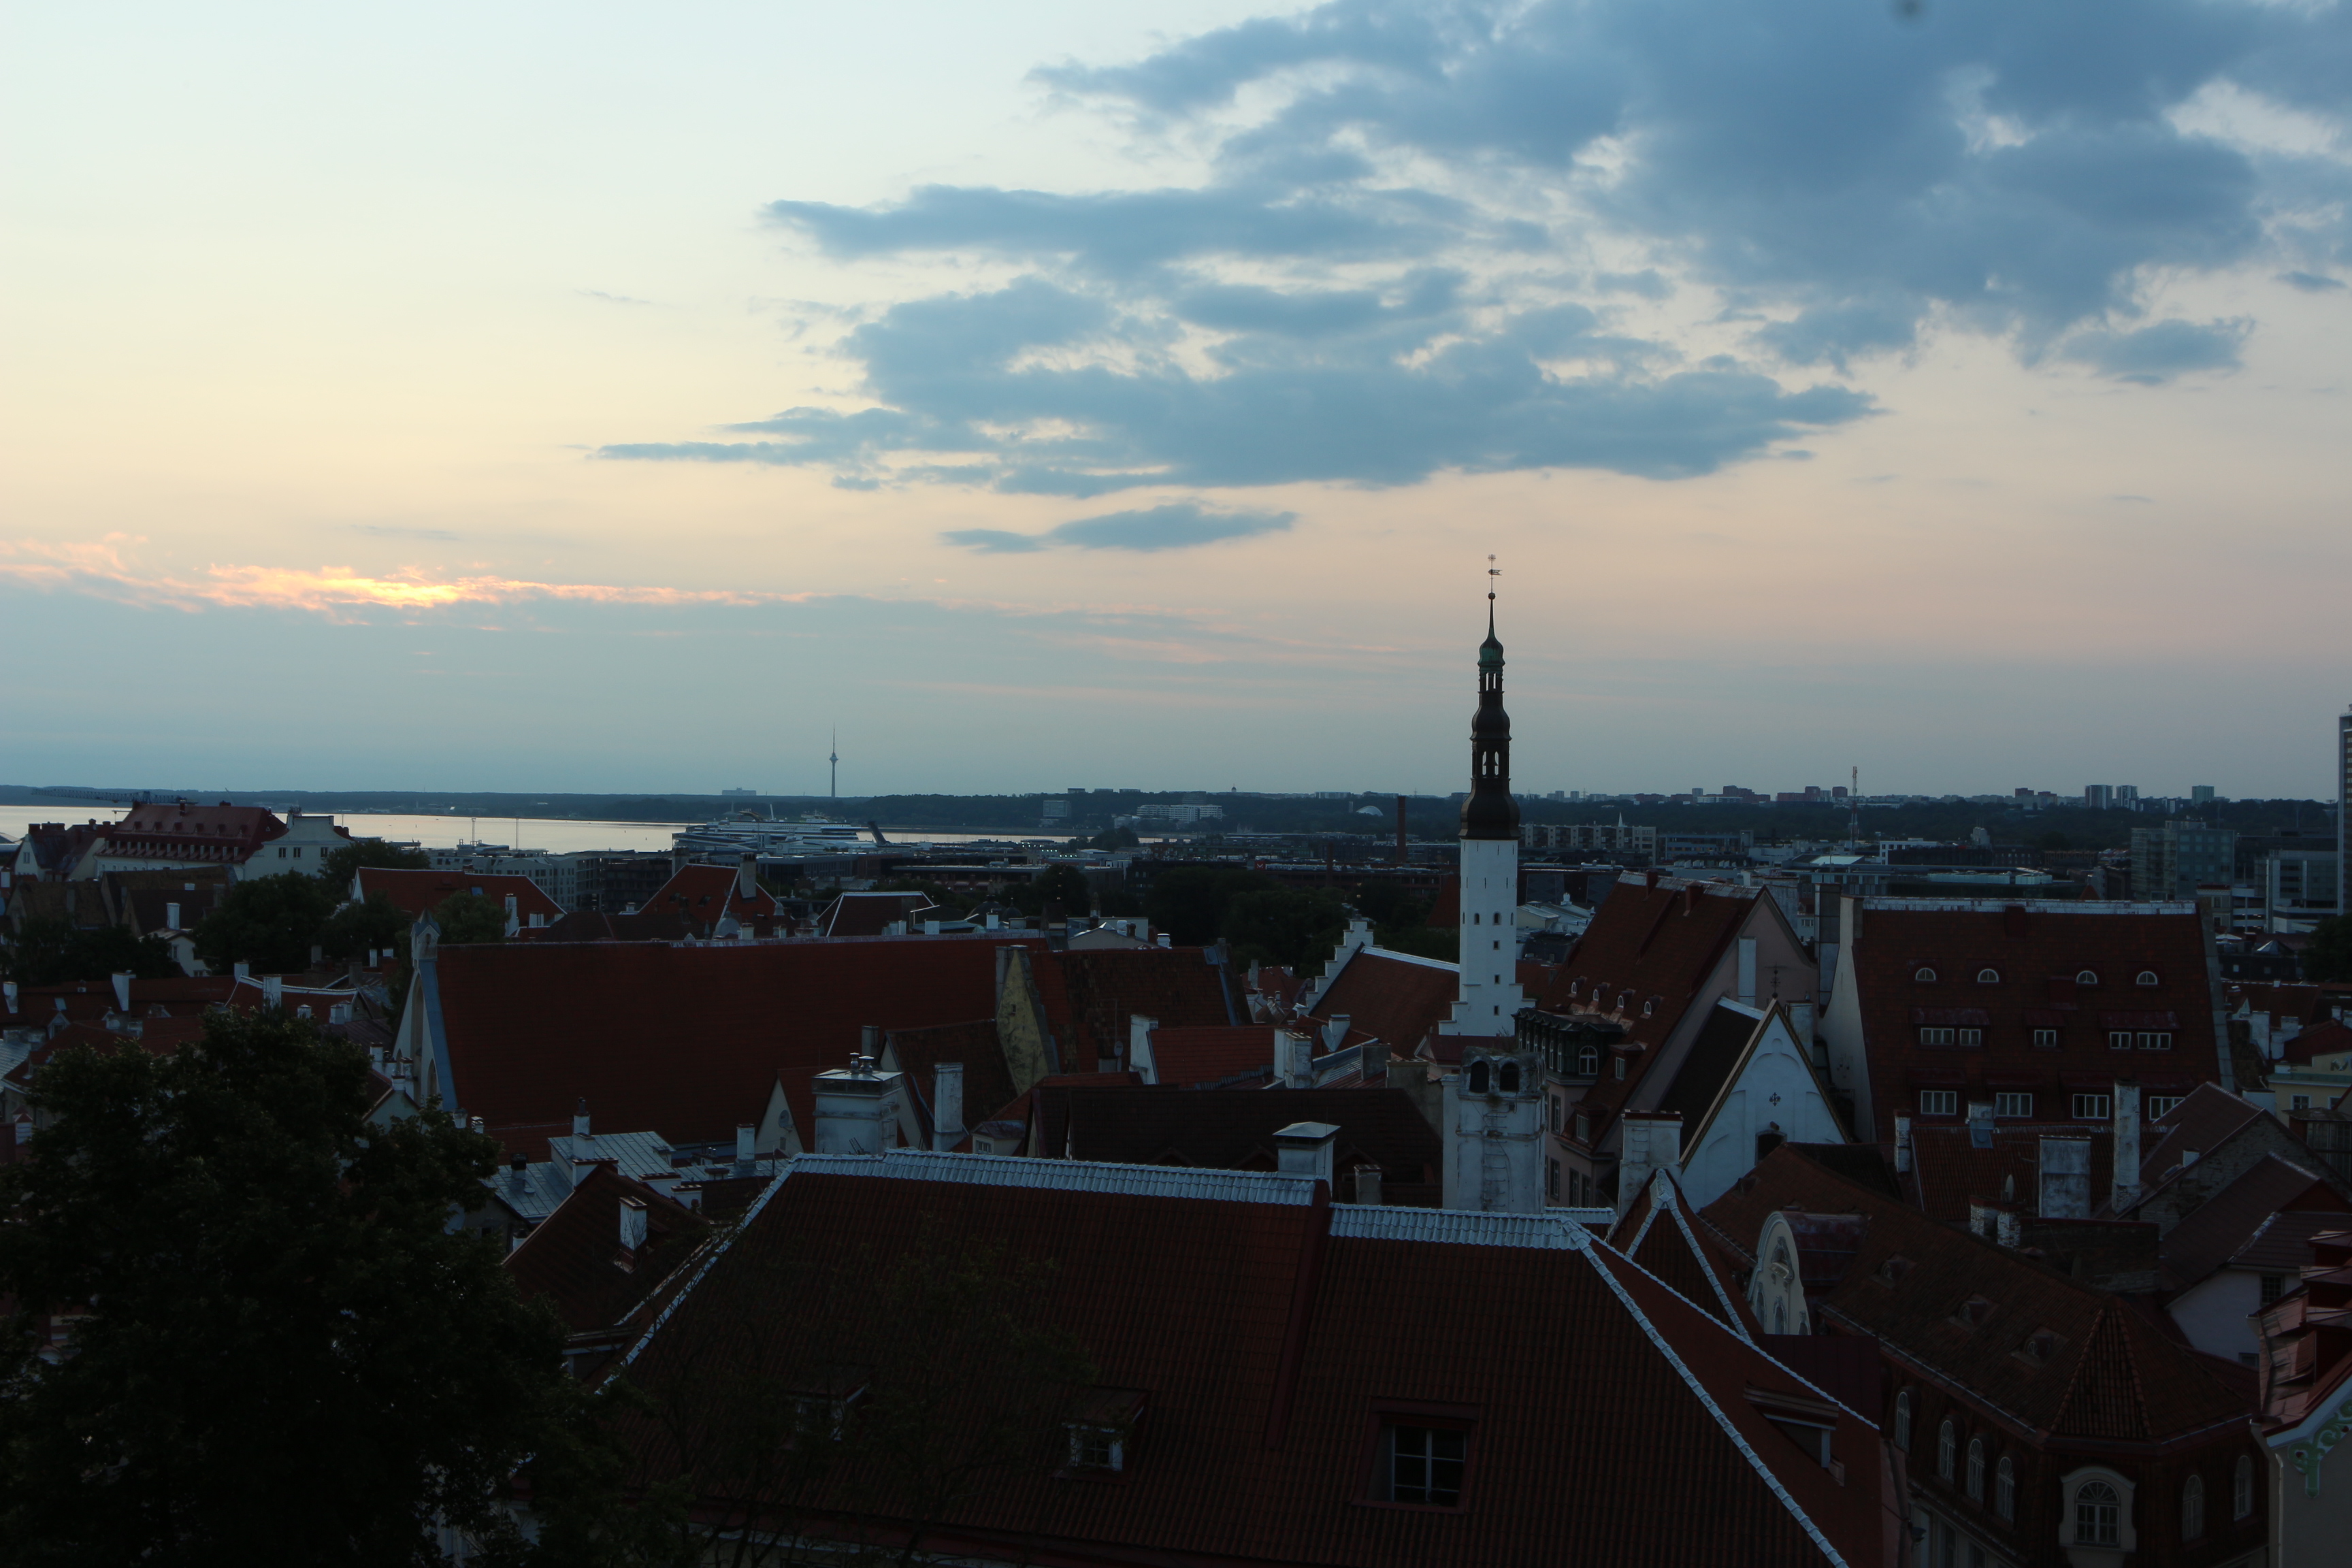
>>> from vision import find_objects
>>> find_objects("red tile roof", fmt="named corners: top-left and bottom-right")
top-left (1840, 900), bottom-right (2224, 1144)
top-left (1905, 1122), bottom-right (2115, 1224)
top-left (1052, 947), bottom-right (1237, 1073)
top-left (504, 1162), bottom-right (709, 1335)
top-left (1146, 1024), bottom-right (1276, 1088)
top-left (1033, 1085), bottom-right (1441, 1187)
top-left (609, 1154), bottom-right (1893, 1566)
top-left (427, 936), bottom-right (1069, 1150)
top-left (638, 863), bottom-right (785, 934)
top-left (2283, 1017), bottom-right (2352, 1066)
top-left (2157, 1155), bottom-right (2347, 1292)
top-left (878, 1018), bottom-right (1013, 1147)
top-left (1305, 948), bottom-right (1457, 1059)
top-left (816, 891), bottom-right (931, 937)
top-left (358, 866), bottom-right (564, 925)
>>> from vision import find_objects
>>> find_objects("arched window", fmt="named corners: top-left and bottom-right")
top-left (2181, 1474), bottom-right (2204, 1539)
top-left (1577, 1045), bottom-right (1599, 1076)
top-left (1641, 998), bottom-right (1656, 1017)
top-left (1938, 1420), bottom-right (1957, 1482)
top-left (2136, 970), bottom-right (2159, 986)
top-left (2076, 1481), bottom-right (2121, 1546)
top-left (2234, 1455), bottom-right (2253, 1520)
top-left (1996, 1456), bottom-right (2016, 1520)
top-left (2076, 969), bottom-right (2100, 986)
top-left (1773, 1300), bottom-right (1786, 1333)
top-left (1914, 967), bottom-right (1938, 983)
top-left (1967, 1437), bottom-right (1985, 1501)
top-left (1468, 1060), bottom-right (1490, 1095)
top-left (1893, 1390), bottom-right (1912, 1451)
top-left (1976, 968), bottom-right (2000, 984)
top-left (1499, 1062), bottom-right (1521, 1094)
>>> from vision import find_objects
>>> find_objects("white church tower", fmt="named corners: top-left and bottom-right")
top-left (1442, 566), bottom-right (1526, 1036)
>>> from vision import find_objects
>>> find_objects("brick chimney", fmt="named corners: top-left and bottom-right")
top-left (619, 1196), bottom-right (648, 1253)
top-left (1893, 1113), bottom-right (1913, 1174)
top-left (1273, 1121), bottom-right (1339, 1188)
top-left (734, 1123), bottom-right (755, 1175)
top-left (2110, 1080), bottom-right (2142, 1211)
top-left (932, 1062), bottom-right (966, 1152)
top-left (573, 1098), bottom-right (591, 1141)
top-left (1616, 1110), bottom-right (1684, 1219)
top-left (736, 853), bottom-right (757, 901)
top-left (1277, 1029), bottom-right (1315, 1088)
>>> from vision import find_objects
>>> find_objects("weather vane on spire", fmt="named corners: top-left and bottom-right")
top-left (1488, 553), bottom-right (1499, 601)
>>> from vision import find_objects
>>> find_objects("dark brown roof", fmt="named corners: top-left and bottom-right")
top-left (1305, 949), bottom-right (1457, 1058)
top-left (1906, 1122), bottom-right (2114, 1224)
top-left (1054, 947), bottom-right (1237, 1070)
top-left (1034, 1085), bottom-right (1441, 1184)
top-left (2285, 1018), bottom-right (2352, 1066)
top-left (504, 1163), bottom-right (708, 1335)
top-left (2157, 1154), bottom-right (2345, 1291)
top-left (635, 864), bottom-right (783, 932)
top-left (880, 1018), bottom-right (1014, 1146)
top-left (1147, 1024), bottom-right (1276, 1088)
top-left (1653, 1000), bottom-right (1763, 1126)
top-left (358, 867), bottom-right (564, 924)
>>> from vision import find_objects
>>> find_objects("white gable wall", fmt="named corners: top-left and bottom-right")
top-left (1679, 1011), bottom-right (1848, 1209)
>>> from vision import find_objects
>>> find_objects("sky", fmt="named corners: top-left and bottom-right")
top-left (5, 0), bottom-right (2349, 801)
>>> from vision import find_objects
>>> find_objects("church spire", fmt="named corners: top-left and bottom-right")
top-left (1461, 559), bottom-right (1520, 841)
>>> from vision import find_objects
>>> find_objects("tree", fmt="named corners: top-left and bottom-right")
top-left (2, 917), bottom-right (178, 987)
top-left (434, 892), bottom-right (510, 945)
top-left (1004, 863), bottom-right (1094, 919)
top-left (1142, 866), bottom-right (1274, 945)
top-left (2306, 915), bottom-right (2352, 984)
top-left (0, 1010), bottom-right (583, 1566)
top-left (321, 838), bottom-right (431, 887)
top-left (1220, 888), bottom-right (1348, 969)
top-left (191, 872), bottom-right (342, 974)
top-left (1083, 825), bottom-right (1139, 851)
top-left (322, 889), bottom-right (415, 962)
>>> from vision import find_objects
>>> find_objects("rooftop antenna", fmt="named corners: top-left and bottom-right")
top-left (829, 725), bottom-right (839, 801)
top-left (1848, 765), bottom-right (1861, 850)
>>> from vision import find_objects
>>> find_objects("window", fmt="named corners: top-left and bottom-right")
top-left (2181, 1473), bottom-right (2204, 1540)
top-left (2077, 970), bottom-right (2099, 986)
top-left (1573, 1111), bottom-right (1590, 1143)
top-left (1380, 1424), bottom-right (1465, 1507)
top-left (2146, 1095), bottom-right (2184, 1119)
top-left (1915, 967), bottom-right (1938, 983)
top-left (1546, 1158), bottom-right (1559, 1201)
top-left (2293, 1094), bottom-right (2313, 1111)
top-left (1993, 1092), bottom-right (2033, 1119)
top-left (1576, 1045), bottom-right (1598, 1077)
top-left (1938, 1419), bottom-right (1957, 1481)
top-left (1976, 968), bottom-right (2000, 984)
top-left (1499, 1062), bottom-right (1520, 1094)
top-left (2033, 1028), bottom-right (2059, 1048)
top-left (2137, 1032), bottom-right (2172, 1051)
top-left (1613, 1056), bottom-right (1625, 1081)
top-left (1469, 1060), bottom-right (1490, 1094)
top-left (2234, 1455), bottom-right (2253, 1520)
top-left (1641, 998), bottom-right (1655, 1017)
top-left (2073, 1093), bottom-right (2112, 1120)
top-left (1548, 1095), bottom-right (1561, 1132)
top-left (1066, 1426), bottom-right (1124, 1473)
top-left (1893, 1390), bottom-right (1912, 1450)
top-left (2075, 1481), bottom-right (2121, 1546)
top-left (1921, 1027), bottom-right (1957, 1046)
top-left (1957, 1028), bottom-right (1982, 1047)
top-left (1966, 1437), bottom-right (1985, 1501)
top-left (2108, 1030), bottom-right (2134, 1050)
top-left (1921, 1090), bottom-right (1959, 1116)
top-left (1996, 1456), bottom-right (2016, 1521)
top-left (2136, 970), bottom-right (2159, 986)
top-left (2260, 1274), bottom-right (2287, 1307)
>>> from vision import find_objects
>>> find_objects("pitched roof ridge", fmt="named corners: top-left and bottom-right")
top-left (1328, 1207), bottom-right (1593, 1250)
top-left (1659, 1195), bottom-right (1760, 1348)
top-left (1357, 945), bottom-right (1459, 973)
top-left (614, 1162), bottom-right (797, 1373)
top-left (1578, 1243), bottom-right (1852, 1568)
top-left (798, 1149), bottom-right (1320, 1206)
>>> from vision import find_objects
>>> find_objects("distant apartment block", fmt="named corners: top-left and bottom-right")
top-left (2131, 821), bottom-right (2238, 902)
top-left (1521, 821), bottom-right (1657, 858)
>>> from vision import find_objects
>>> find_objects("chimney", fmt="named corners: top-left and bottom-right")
top-left (1156, 932), bottom-right (1171, 948)
top-left (263, 975), bottom-right (283, 1009)
top-left (734, 1122), bottom-right (755, 1174)
top-left (572, 1098), bottom-right (591, 1141)
top-left (233, 961), bottom-right (249, 981)
top-left (165, 901), bottom-right (180, 931)
top-left (1615, 1111), bottom-right (1683, 1219)
top-left (1737, 936), bottom-right (1758, 1007)
top-left (985, 911), bottom-right (1000, 930)
top-left (619, 1196), bottom-right (648, 1253)
top-left (507, 1153), bottom-right (529, 1192)
top-left (1893, 1113), bottom-right (1913, 1174)
top-left (1321, 1013), bottom-right (1352, 1053)
top-left (469, 1115), bottom-right (485, 1134)
top-left (2037, 1138), bottom-right (2092, 1219)
top-left (1994, 1203), bottom-right (2021, 1250)
top-left (736, 853), bottom-right (757, 900)
top-left (1968, 1197), bottom-right (1995, 1239)
top-left (110, 972), bottom-right (132, 1013)
top-left (860, 1024), bottom-right (881, 1062)
top-left (924, 919), bottom-right (941, 936)
top-left (932, 1062), bottom-right (966, 1151)
top-left (1352, 1164), bottom-right (1383, 1206)
top-left (811, 1060), bottom-right (904, 1155)
top-left (2110, 1080), bottom-right (2142, 1212)
top-left (1966, 1100), bottom-right (1993, 1149)
top-left (1273, 1121), bottom-right (1339, 1188)
top-left (3, 980), bottom-right (17, 1017)
top-left (1277, 1029), bottom-right (1315, 1088)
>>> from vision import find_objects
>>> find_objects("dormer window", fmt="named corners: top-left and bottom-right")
top-left (2076, 970), bottom-right (2099, 986)
top-left (1640, 998), bottom-right (1655, 1017)
top-left (1976, 968), bottom-right (1999, 984)
top-left (1576, 1045), bottom-right (1598, 1077)
top-left (1914, 967), bottom-right (1938, 983)
top-left (2135, 970), bottom-right (2159, 986)
top-left (1061, 1387), bottom-right (1145, 1479)
top-left (787, 1367), bottom-right (870, 1443)
top-left (1370, 1420), bottom-right (1471, 1509)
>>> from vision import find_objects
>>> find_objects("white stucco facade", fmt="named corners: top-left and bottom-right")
top-left (1678, 1005), bottom-right (1849, 1209)
top-left (1445, 836), bottom-right (1524, 1034)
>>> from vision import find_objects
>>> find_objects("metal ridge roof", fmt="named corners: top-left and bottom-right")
top-left (794, 1149), bottom-right (1322, 1205)
top-left (1328, 1205), bottom-right (1597, 1248)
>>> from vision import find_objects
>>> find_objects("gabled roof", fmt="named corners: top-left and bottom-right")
top-left (611, 1151), bottom-right (1892, 1567)
top-left (1145, 1024), bottom-right (1275, 1088)
top-left (504, 1162), bottom-right (708, 1335)
top-left (816, 890), bottom-right (931, 938)
top-left (528, 909), bottom-right (691, 943)
top-left (1705, 1145), bottom-right (2251, 1443)
top-left (1034, 1085), bottom-right (1441, 1185)
top-left (428, 936), bottom-right (1068, 1151)
top-left (1612, 1167), bottom-right (1761, 1341)
top-left (2135, 1082), bottom-right (2266, 1196)
top-left (357, 866), bottom-right (564, 924)
top-left (2284, 1017), bottom-right (2352, 1066)
top-left (1906, 1122), bottom-right (2114, 1224)
top-left (2157, 1154), bottom-right (2347, 1292)
top-left (1303, 947), bottom-right (1456, 1059)
top-left (1054, 946), bottom-right (1236, 1069)
top-left (638, 864), bottom-right (783, 932)
top-left (878, 1018), bottom-right (1014, 1147)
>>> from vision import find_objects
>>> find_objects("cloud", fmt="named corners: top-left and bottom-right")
top-left (946, 502), bottom-right (1295, 555)
top-left (606, 0), bottom-right (2351, 498)
top-left (578, 289), bottom-right (655, 306)
top-left (2279, 270), bottom-right (2345, 292)
top-left (350, 523), bottom-right (461, 542)
top-left (2060, 317), bottom-right (2251, 383)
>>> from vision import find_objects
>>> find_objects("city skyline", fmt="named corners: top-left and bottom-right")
top-left (6, 2), bottom-right (2350, 796)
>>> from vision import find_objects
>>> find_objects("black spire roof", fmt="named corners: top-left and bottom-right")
top-left (1461, 585), bottom-right (1520, 841)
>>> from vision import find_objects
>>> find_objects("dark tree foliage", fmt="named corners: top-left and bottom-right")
top-left (1142, 865), bottom-right (1275, 945)
top-left (1002, 863), bottom-right (1094, 919)
top-left (192, 871), bottom-right (342, 973)
top-left (323, 889), bottom-right (416, 960)
top-left (1219, 888), bottom-right (1348, 970)
top-left (0, 1010), bottom-right (587, 1567)
top-left (1, 917), bottom-right (178, 986)
top-left (433, 891), bottom-right (510, 945)
top-left (2306, 916), bottom-right (2352, 985)
top-left (1083, 826), bottom-right (1139, 851)
top-left (321, 838), bottom-right (433, 885)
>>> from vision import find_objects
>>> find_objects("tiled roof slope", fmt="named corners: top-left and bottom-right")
top-left (2156, 1155), bottom-right (2347, 1292)
top-left (1905, 1123), bottom-right (2113, 1224)
top-left (1051, 946), bottom-right (1235, 1071)
top-left (1705, 1145), bottom-right (2249, 1443)
top-left (1841, 899), bottom-right (2223, 1143)
top-left (358, 867), bottom-right (564, 924)
top-left (504, 1162), bottom-right (709, 1335)
top-left (2255, 1228), bottom-right (2352, 1436)
top-left (2284, 1017), bottom-right (2352, 1066)
top-left (1304, 948), bottom-right (1457, 1059)
top-left (638, 864), bottom-right (783, 933)
top-left (427, 936), bottom-right (1069, 1149)
top-left (1036, 1085), bottom-right (1441, 1188)
top-left (817, 891), bottom-right (931, 938)
top-left (879, 1018), bottom-right (1013, 1147)
top-left (529, 909), bottom-right (691, 943)
top-left (1145, 1024), bottom-right (1275, 1088)
top-left (1612, 1169), bottom-right (1761, 1340)
top-left (1654, 1000), bottom-right (1766, 1126)
top-left (614, 1154), bottom-right (1890, 1567)
top-left (2138, 1083), bottom-right (2262, 1190)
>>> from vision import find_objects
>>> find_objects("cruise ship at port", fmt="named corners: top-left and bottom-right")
top-left (671, 811), bottom-right (867, 856)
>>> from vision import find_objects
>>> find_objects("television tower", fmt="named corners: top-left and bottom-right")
top-left (1848, 765), bottom-right (1861, 849)
top-left (830, 726), bottom-right (839, 800)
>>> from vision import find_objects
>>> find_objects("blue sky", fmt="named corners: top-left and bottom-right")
top-left (5, 1), bottom-right (2349, 798)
